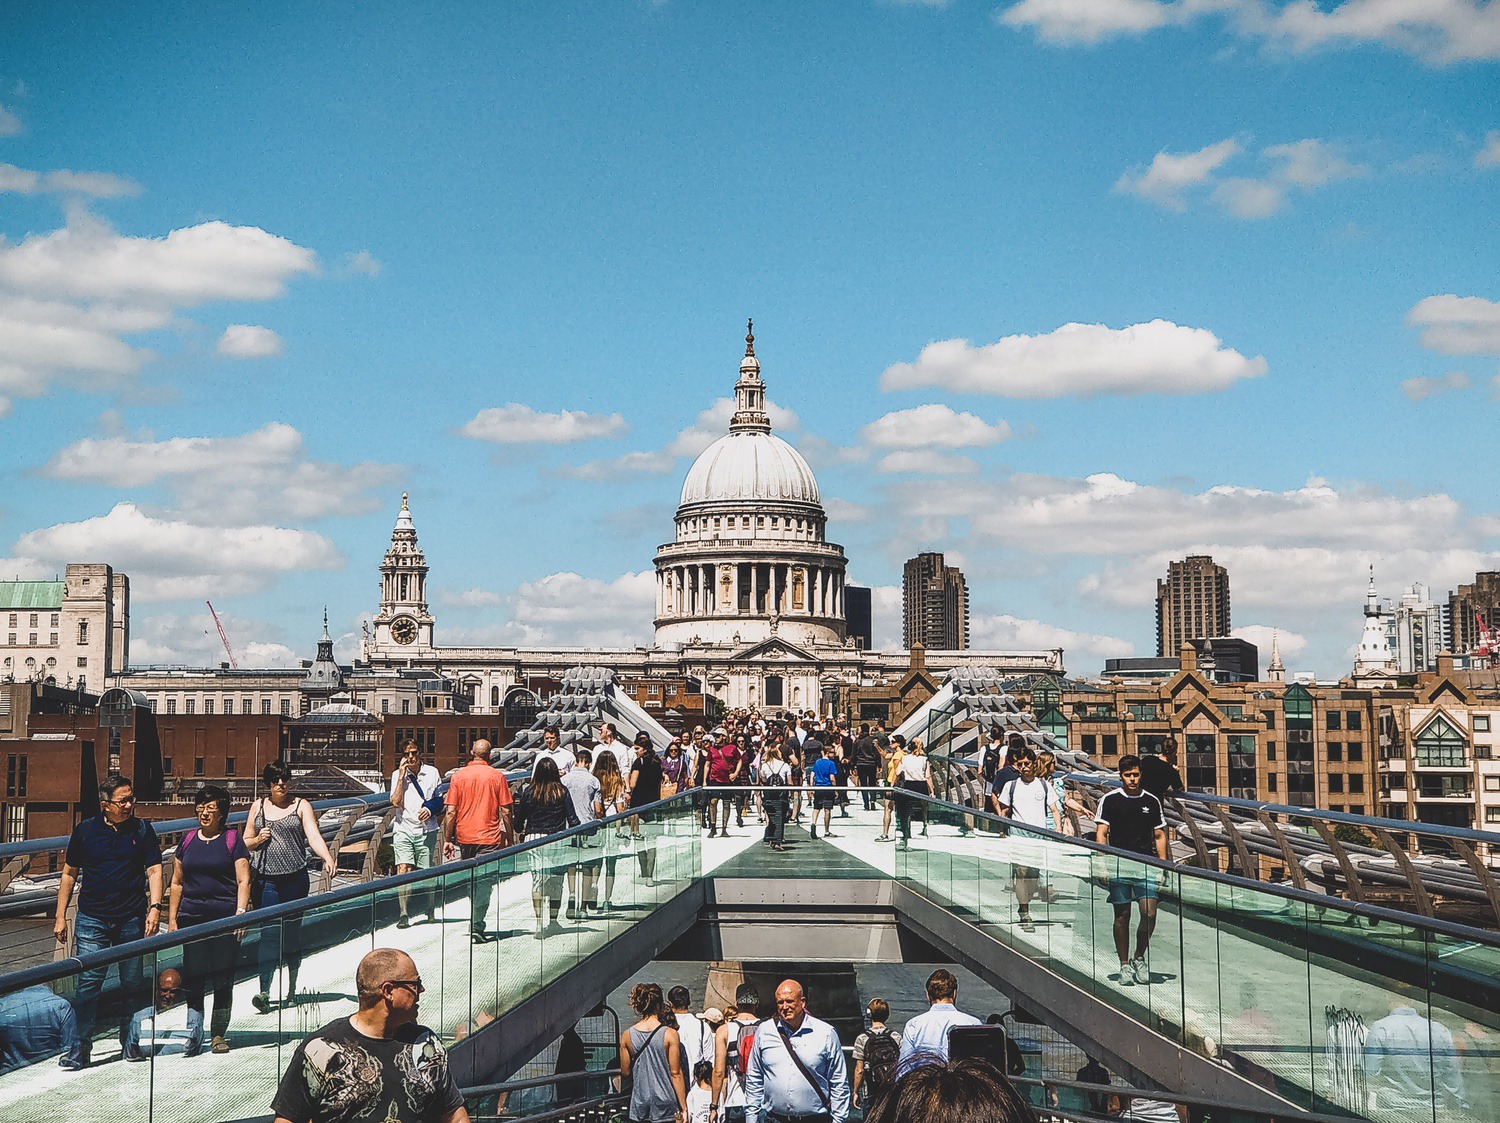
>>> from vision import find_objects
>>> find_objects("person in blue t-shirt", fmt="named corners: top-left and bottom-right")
top-left (53, 774), bottom-right (164, 1069)
top-left (810, 744), bottom-right (841, 840)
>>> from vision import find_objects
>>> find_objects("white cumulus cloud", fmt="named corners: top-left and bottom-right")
top-left (43, 422), bottom-right (398, 523)
top-left (128, 611), bottom-right (301, 668)
top-left (1120, 137), bottom-right (1366, 219)
top-left (876, 450), bottom-right (981, 475)
top-left (1400, 370), bottom-right (1470, 401)
top-left (0, 105), bottom-right (21, 136)
top-left (1231, 624), bottom-right (1308, 663)
top-left (1408, 294), bottom-right (1500, 354)
top-left (1479, 132), bottom-right (1500, 168)
top-left (216, 324), bottom-right (284, 359)
top-left (0, 212), bottom-right (317, 306)
top-left (558, 450), bottom-right (677, 480)
top-left (1115, 138), bottom-right (1241, 210)
top-left (8, 502), bottom-right (343, 601)
top-left (505, 571), bottom-right (657, 647)
top-left (861, 404), bottom-right (1012, 449)
top-left (997, 0), bottom-right (1500, 64)
top-left (972, 612), bottom-right (1134, 660)
top-left (460, 403), bottom-right (628, 444)
top-left (881, 320), bottom-right (1265, 397)
top-left (667, 396), bottom-right (802, 456)
top-left (0, 163), bottom-right (142, 198)
top-left (0, 212), bottom-right (317, 410)
top-left (999, 0), bottom-right (1183, 45)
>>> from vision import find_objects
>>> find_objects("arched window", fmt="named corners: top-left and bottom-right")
top-left (77, 621), bottom-right (89, 644)
top-left (490, 685), bottom-right (501, 707)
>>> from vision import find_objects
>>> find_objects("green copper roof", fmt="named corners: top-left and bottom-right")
top-left (0, 581), bottom-right (65, 610)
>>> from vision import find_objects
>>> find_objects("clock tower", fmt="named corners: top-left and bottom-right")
top-left (372, 493), bottom-right (435, 656)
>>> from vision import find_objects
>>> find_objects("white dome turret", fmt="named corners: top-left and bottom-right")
top-left (654, 323), bottom-right (848, 651)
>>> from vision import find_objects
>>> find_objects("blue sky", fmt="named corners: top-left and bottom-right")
top-left (1, 0), bottom-right (1497, 677)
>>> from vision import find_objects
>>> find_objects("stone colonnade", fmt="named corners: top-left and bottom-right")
top-left (657, 561), bottom-right (844, 619)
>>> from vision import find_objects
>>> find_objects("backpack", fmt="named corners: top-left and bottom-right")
top-left (730, 1019), bottom-right (760, 1077)
top-left (863, 1029), bottom-right (901, 1093)
top-left (182, 827), bottom-right (239, 854)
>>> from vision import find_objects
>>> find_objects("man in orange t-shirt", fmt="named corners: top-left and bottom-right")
top-left (442, 740), bottom-right (513, 942)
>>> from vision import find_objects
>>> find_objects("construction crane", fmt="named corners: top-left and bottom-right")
top-left (206, 600), bottom-right (238, 669)
top-left (1470, 611), bottom-right (1498, 668)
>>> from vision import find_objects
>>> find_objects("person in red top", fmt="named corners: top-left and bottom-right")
top-left (705, 734), bottom-right (744, 839)
top-left (441, 740), bottom-right (513, 943)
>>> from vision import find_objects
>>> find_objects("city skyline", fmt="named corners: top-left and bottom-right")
top-left (0, 4), bottom-right (1496, 677)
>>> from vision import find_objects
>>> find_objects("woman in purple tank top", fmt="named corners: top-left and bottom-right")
top-left (167, 785), bottom-right (250, 1054)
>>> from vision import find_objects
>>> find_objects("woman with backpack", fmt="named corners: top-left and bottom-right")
top-left (513, 756), bottom-right (581, 936)
top-left (167, 784), bottom-right (250, 1054)
top-left (758, 746), bottom-right (793, 852)
top-left (852, 998), bottom-right (903, 1112)
top-left (620, 982), bottom-right (688, 1123)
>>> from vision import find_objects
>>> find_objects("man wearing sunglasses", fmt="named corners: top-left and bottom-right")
top-left (273, 948), bottom-right (469, 1123)
top-left (53, 774), bottom-right (163, 1069)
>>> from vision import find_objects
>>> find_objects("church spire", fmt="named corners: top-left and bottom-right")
top-left (1269, 630), bottom-right (1285, 683)
top-left (730, 318), bottom-right (771, 434)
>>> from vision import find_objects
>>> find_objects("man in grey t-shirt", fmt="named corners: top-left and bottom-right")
top-left (562, 749), bottom-right (602, 918)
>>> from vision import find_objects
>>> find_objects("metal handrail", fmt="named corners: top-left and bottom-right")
top-left (7, 781), bottom-right (1499, 1002)
top-left (1065, 770), bottom-right (1500, 848)
top-left (0, 785), bottom-right (689, 993)
top-left (0, 790), bottom-right (393, 860)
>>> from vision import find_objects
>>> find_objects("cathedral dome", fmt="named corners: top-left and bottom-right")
top-left (680, 430), bottom-right (820, 506)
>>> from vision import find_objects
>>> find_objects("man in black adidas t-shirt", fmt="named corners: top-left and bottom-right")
top-left (1094, 756), bottom-right (1168, 988)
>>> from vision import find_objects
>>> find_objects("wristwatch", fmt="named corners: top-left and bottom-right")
top-left (148, 902), bottom-right (164, 911)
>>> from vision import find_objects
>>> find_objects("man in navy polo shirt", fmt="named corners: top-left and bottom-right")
top-left (53, 774), bottom-right (164, 1069)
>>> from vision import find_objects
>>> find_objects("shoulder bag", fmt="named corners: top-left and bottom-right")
top-left (775, 1022), bottom-right (831, 1113)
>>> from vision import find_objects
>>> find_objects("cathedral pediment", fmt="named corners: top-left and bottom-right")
top-left (729, 637), bottom-right (820, 664)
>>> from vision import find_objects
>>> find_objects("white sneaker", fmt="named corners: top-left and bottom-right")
top-left (1131, 957), bottom-right (1151, 985)
top-left (1117, 963), bottom-right (1134, 986)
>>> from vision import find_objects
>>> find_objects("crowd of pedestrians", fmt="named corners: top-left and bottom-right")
top-left (30, 709), bottom-right (1171, 1077)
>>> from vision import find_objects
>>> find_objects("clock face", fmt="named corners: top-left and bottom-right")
top-left (391, 615), bottom-right (418, 645)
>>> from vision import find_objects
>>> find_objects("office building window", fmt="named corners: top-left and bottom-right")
top-left (78, 621), bottom-right (88, 644)
top-left (260, 698), bottom-right (272, 715)
top-left (6, 753), bottom-right (27, 797)
top-left (280, 700), bottom-right (291, 716)
top-left (204, 699), bottom-right (214, 715)
top-left (1326, 711), bottom-right (1342, 731)
top-left (4, 804), bottom-right (24, 843)
top-left (77, 656), bottom-right (87, 668)
top-left (226, 756), bottom-right (236, 776)
top-left (1101, 734), bottom-right (1117, 755)
top-left (1349, 774), bottom-right (1364, 793)
top-left (1475, 716), bottom-right (1491, 733)
top-left (49, 632), bottom-right (58, 645)
top-left (185, 699), bottom-right (195, 715)
top-left (1346, 711), bottom-right (1361, 730)
top-left (242, 699), bottom-right (253, 714)
top-left (1329, 774), bottom-right (1344, 793)
top-left (1346, 742), bottom-right (1363, 762)
top-left (166, 699), bottom-right (177, 714)
top-left (194, 757), bottom-right (205, 777)
top-left (1327, 742), bottom-right (1343, 762)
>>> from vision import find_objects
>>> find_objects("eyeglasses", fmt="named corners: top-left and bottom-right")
top-left (269, 779), bottom-right (290, 786)
top-left (386, 979), bottom-right (425, 995)
top-left (105, 795), bottom-right (136, 805)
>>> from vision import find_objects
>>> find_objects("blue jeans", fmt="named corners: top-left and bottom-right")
top-left (253, 871), bottom-right (310, 997)
top-left (124, 1003), bottom-right (204, 1057)
top-left (70, 911), bottom-right (146, 1061)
